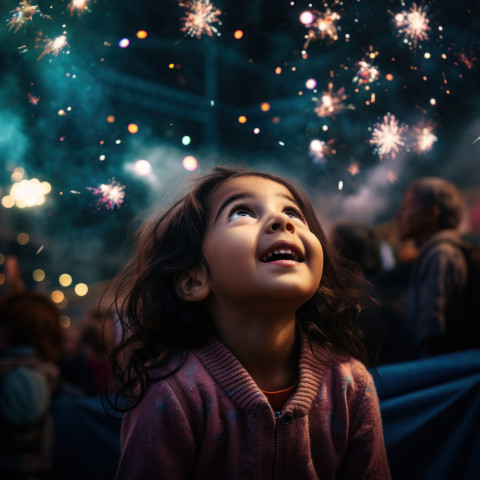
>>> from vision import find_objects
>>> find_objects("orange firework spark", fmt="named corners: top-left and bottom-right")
top-left (7, 1), bottom-right (49, 32)
top-left (314, 83), bottom-right (347, 118)
top-left (36, 35), bottom-right (68, 60)
top-left (303, 8), bottom-right (341, 49)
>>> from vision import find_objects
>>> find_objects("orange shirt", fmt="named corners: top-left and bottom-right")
top-left (261, 381), bottom-right (297, 412)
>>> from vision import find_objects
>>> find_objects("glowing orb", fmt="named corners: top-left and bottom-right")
top-left (260, 102), bottom-right (270, 112)
top-left (183, 156), bottom-right (198, 171)
top-left (136, 30), bottom-right (148, 39)
top-left (305, 78), bottom-right (317, 89)
top-left (234, 30), bottom-right (243, 39)
top-left (238, 116), bottom-right (247, 124)
top-left (300, 11), bottom-right (314, 25)
top-left (134, 160), bottom-right (152, 176)
top-left (182, 136), bottom-right (191, 145)
top-left (386, 73), bottom-right (394, 81)
top-left (9, 178), bottom-right (50, 208)
top-left (74, 283), bottom-right (88, 296)
top-left (128, 123), bottom-right (139, 134)
top-left (119, 38), bottom-right (130, 48)
top-left (106, 115), bottom-right (115, 123)
top-left (33, 269), bottom-right (45, 282)
top-left (51, 290), bottom-right (65, 304)
top-left (17, 233), bottom-right (29, 245)
top-left (59, 273), bottom-right (72, 287)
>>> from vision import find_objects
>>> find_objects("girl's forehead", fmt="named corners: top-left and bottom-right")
top-left (208, 175), bottom-right (294, 206)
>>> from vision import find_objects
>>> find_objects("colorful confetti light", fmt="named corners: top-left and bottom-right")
top-left (394, 3), bottom-right (430, 48)
top-left (369, 113), bottom-right (408, 160)
top-left (179, 0), bottom-right (222, 39)
top-left (7, 1), bottom-right (47, 33)
top-left (314, 83), bottom-right (346, 118)
top-left (88, 180), bottom-right (126, 210)
top-left (303, 9), bottom-right (341, 49)
top-left (353, 60), bottom-right (380, 85)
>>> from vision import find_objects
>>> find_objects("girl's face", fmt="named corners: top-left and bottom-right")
top-left (201, 176), bottom-right (324, 310)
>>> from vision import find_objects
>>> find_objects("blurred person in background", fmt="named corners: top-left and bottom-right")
top-left (60, 306), bottom-right (116, 396)
top-left (396, 177), bottom-right (479, 357)
top-left (0, 256), bottom-right (62, 480)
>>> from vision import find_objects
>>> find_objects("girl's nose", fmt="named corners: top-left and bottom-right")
top-left (266, 213), bottom-right (295, 233)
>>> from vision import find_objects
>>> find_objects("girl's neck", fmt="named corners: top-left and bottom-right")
top-left (210, 304), bottom-right (299, 391)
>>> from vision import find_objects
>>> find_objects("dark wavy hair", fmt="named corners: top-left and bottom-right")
top-left (107, 166), bottom-right (382, 412)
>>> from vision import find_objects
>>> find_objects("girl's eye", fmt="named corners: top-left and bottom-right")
top-left (228, 204), bottom-right (255, 221)
top-left (284, 206), bottom-right (306, 222)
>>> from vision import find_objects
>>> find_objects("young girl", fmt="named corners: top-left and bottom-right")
top-left (110, 166), bottom-right (391, 479)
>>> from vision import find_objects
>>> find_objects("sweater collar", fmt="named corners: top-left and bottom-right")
top-left (194, 331), bottom-right (331, 415)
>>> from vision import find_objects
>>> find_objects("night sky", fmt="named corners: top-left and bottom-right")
top-left (1, 0), bottom-right (479, 318)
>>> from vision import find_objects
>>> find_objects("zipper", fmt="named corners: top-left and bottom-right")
top-left (273, 411), bottom-right (280, 479)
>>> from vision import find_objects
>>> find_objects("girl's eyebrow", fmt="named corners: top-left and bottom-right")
top-left (213, 191), bottom-right (297, 223)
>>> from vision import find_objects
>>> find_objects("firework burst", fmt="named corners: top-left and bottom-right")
top-left (413, 123), bottom-right (437, 153)
top-left (309, 139), bottom-right (329, 164)
top-left (303, 9), bottom-right (341, 49)
top-left (179, 0), bottom-right (222, 38)
top-left (88, 180), bottom-right (126, 210)
top-left (370, 113), bottom-right (408, 160)
top-left (68, 0), bottom-right (89, 16)
top-left (36, 34), bottom-right (68, 60)
top-left (353, 60), bottom-right (380, 85)
top-left (7, 1), bottom-right (49, 32)
top-left (394, 3), bottom-right (430, 48)
top-left (347, 161), bottom-right (360, 175)
top-left (314, 83), bottom-right (346, 118)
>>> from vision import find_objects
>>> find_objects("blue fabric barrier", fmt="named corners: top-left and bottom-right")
top-left (51, 349), bottom-right (480, 480)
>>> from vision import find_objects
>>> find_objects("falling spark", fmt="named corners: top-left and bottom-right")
top-left (303, 8), bottom-right (341, 49)
top-left (68, 0), bottom-right (89, 16)
top-left (413, 124), bottom-right (437, 153)
top-left (88, 180), bottom-right (126, 210)
top-left (179, 0), bottom-right (222, 38)
top-left (7, 1), bottom-right (48, 32)
top-left (394, 3), bottom-right (430, 48)
top-left (353, 60), bottom-right (380, 85)
top-left (347, 161), bottom-right (360, 175)
top-left (314, 83), bottom-right (346, 118)
top-left (27, 93), bottom-right (40, 105)
top-left (36, 245), bottom-right (44, 255)
top-left (473, 136), bottom-right (480, 144)
top-left (37, 35), bottom-right (68, 60)
top-left (369, 113), bottom-right (408, 160)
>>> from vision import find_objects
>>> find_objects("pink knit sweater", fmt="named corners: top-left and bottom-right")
top-left (116, 334), bottom-right (391, 479)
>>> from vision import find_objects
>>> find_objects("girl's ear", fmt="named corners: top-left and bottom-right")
top-left (179, 266), bottom-right (210, 302)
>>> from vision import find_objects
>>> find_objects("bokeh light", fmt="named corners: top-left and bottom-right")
top-left (8, 179), bottom-right (51, 208)
top-left (182, 135), bottom-right (191, 145)
top-left (136, 30), bottom-right (148, 39)
top-left (106, 115), bottom-right (115, 123)
top-left (238, 115), bottom-right (247, 124)
top-left (306, 78), bottom-right (317, 89)
top-left (51, 290), bottom-right (65, 303)
top-left (234, 30), bottom-right (243, 39)
top-left (74, 283), bottom-right (88, 296)
top-left (119, 38), bottom-right (130, 48)
top-left (300, 11), bottom-right (314, 25)
top-left (183, 156), bottom-right (198, 171)
top-left (260, 102), bottom-right (270, 112)
top-left (60, 315), bottom-right (71, 328)
top-left (17, 233), bottom-right (29, 245)
top-left (127, 123), bottom-right (139, 134)
top-left (33, 269), bottom-right (46, 282)
top-left (134, 159), bottom-right (152, 176)
top-left (59, 273), bottom-right (73, 287)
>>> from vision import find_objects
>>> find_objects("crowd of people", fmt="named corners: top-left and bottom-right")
top-left (1, 168), bottom-right (479, 478)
